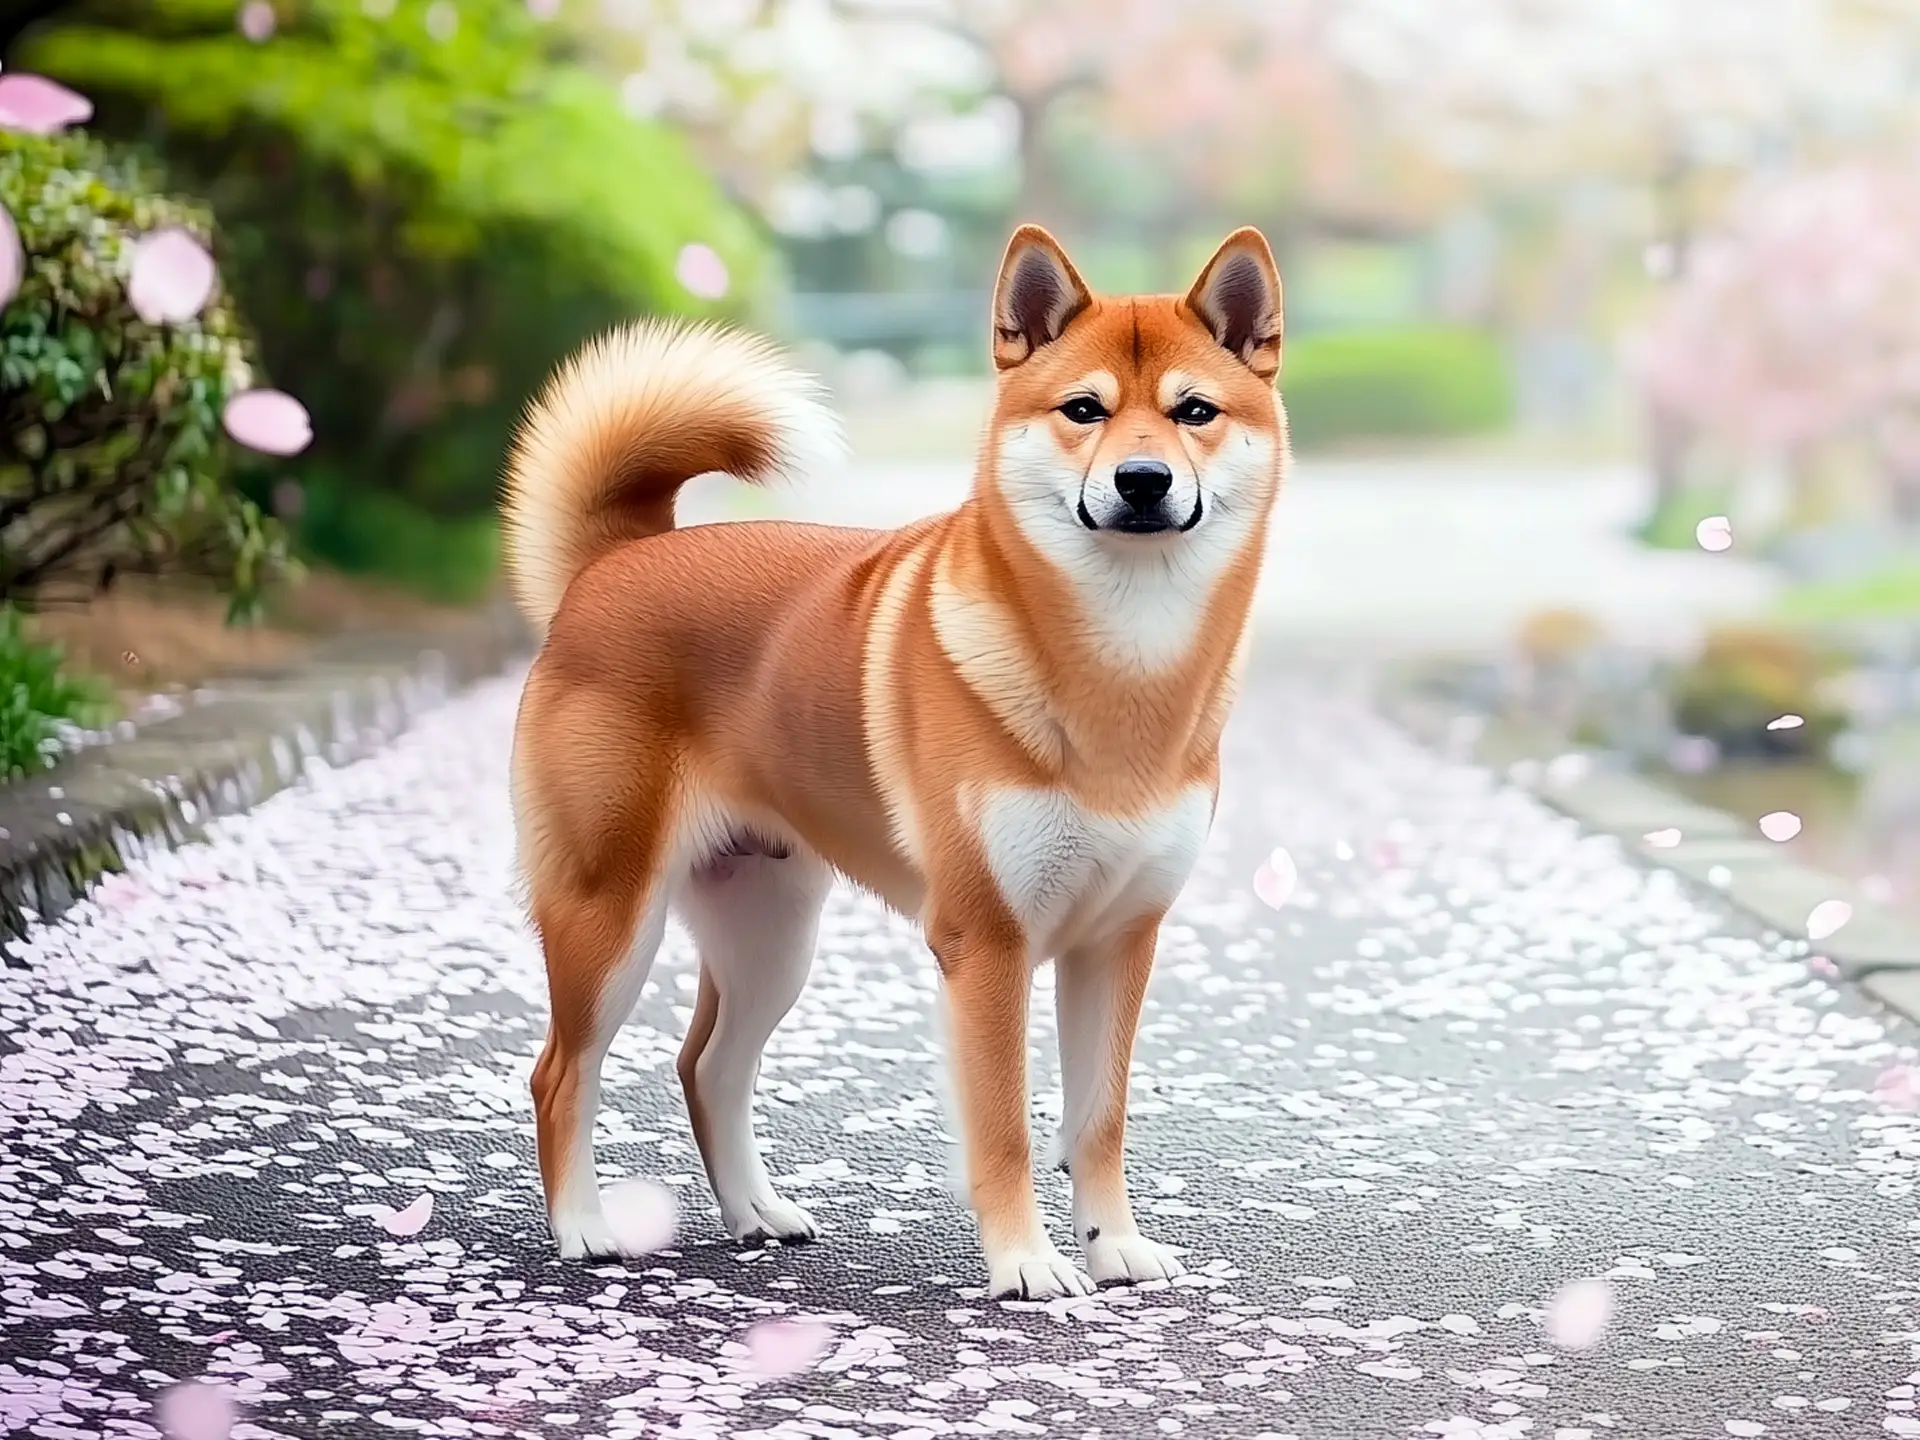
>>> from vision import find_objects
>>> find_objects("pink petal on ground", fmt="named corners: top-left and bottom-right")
top-left (154, 1379), bottom-right (235, 1440)
top-left (1642, 827), bottom-right (1682, 849)
top-left (128, 227), bottom-right (216, 325)
top-left (742, 1318), bottom-right (833, 1378)
top-left (1694, 515), bottom-right (1733, 552)
top-left (1544, 1278), bottom-right (1613, 1349)
top-left (1806, 899), bottom-right (1852, 942)
top-left (675, 242), bottom-right (730, 301)
top-left (0, 203), bottom-right (21, 307)
top-left (0, 74), bottom-right (92, 133)
top-left (374, 1192), bottom-right (433, 1237)
top-left (222, 389), bottom-right (313, 455)
top-left (604, 1179), bottom-right (678, 1254)
top-left (1873, 1064), bottom-right (1920, 1113)
top-left (1758, 810), bottom-right (1802, 842)
top-left (238, 0), bottom-right (276, 41)
top-left (1252, 848), bottom-right (1297, 909)
top-left (1766, 713), bottom-right (1805, 731)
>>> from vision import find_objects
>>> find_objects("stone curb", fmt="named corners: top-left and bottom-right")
top-left (1374, 664), bottom-right (1920, 1027)
top-left (0, 596), bottom-right (533, 961)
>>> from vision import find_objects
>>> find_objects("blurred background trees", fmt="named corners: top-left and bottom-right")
top-left (6, 0), bottom-right (1920, 800)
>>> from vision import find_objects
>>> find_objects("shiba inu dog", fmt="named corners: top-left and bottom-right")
top-left (502, 224), bottom-right (1287, 1299)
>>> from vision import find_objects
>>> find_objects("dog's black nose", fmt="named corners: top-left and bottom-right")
top-left (1113, 459), bottom-right (1173, 511)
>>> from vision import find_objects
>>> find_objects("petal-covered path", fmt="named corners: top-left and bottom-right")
top-left (3, 657), bottom-right (1918, 1440)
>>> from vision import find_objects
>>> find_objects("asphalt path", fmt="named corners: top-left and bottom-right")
top-left (3, 654), bottom-right (1918, 1440)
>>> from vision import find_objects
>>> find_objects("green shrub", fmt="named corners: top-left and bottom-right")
top-left (0, 607), bottom-right (111, 780)
top-left (290, 470), bottom-right (498, 605)
top-left (1281, 324), bottom-right (1513, 451)
top-left (23, 0), bottom-right (769, 533)
top-left (0, 128), bottom-right (295, 619)
top-left (1636, 483), bottom-right (1737, 551)
top-left (1669, 624), bottom-right (1845, 759)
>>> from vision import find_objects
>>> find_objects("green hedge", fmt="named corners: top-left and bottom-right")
top-left (21, 0), bottom-right (770, 596)
top-left (0, 128), bottom-right (293, 618)
top-left (1281, 324), bottom-right (1513, 451)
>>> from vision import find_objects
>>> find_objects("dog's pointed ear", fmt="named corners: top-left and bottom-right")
top-left (991, 225), bottom-right (1093, 370)
top-left (1185, 228), bottom-right (1283, 381)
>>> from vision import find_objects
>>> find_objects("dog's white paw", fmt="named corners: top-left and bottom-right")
top-left (551, 1210), bottom-right (649, 1262)
top-left (986, 1245), bottom-right (1095, 1302)
top-left (723, 1191), bottom-right (819, 1245)
top-left (1083, 1230), bottom-right (1185, 1287)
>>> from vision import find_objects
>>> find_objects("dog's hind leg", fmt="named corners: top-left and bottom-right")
top-left (529, 875), bottom-right (668, 1259)
top-left (518, 684), bottom-right (677, 1261)
top-left (676, 838), bottom-right (832, 1243)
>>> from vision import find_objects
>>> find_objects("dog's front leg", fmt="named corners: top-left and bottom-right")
top-left (1053, 917), bottom-right (1186, 1287)
top-left (933, 914), bottom-right (1095, 1301)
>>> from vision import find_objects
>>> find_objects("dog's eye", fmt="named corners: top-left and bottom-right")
top-left (1058, 397), bottom-right (1108, 425)
top-left (1172, 397), bottom-right (1221, 426)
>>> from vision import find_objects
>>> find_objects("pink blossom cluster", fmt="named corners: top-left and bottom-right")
top-left (1628, 162), bottom-right (1920, 458)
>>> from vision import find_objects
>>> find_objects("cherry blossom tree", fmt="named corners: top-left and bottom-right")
top-left (1627, 161), bottom-right (1920, 516)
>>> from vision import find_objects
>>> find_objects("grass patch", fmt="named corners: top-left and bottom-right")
top-left (1635, 485), bottom-right (1735, 551)
top-left (1776, 562), bottom-right (1920, 623)
top-left (0, 608), bottom-right (113, 781)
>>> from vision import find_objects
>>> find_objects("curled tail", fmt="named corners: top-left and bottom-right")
top-left (499, 319), bottom-right (846, 636)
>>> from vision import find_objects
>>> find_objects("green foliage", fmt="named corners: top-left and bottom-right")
top-left (1281, 324), bottom-right (1513, 451)
top-left (1636, 483), bottom-right (1736, 551)
top-left (1669, 624), bottom-right (1845, 758)
top-left (21, 0), bottom-right (769, 592)
top-left (0, 606), bottom-right (111, 781)
top-left (292, 469), bottom-right (498, 605)
top-left (1776, 562), bottom-right (1920, 623)
top-left (0, 128), bottom-right (294, 618)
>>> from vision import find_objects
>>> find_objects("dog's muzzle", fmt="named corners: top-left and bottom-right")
top-left (1078, 459), bottom-right (1203, 535)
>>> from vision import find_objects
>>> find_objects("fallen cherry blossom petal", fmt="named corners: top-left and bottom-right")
top-left (1873, 1064), bottom-right (1920, 1113)
top-left (1757, 810), bottom-right (1801, 842)
top-left (742, 1317), bottom-right (833, 1377)
top-left (604, 1178), bottom-right (678, 1253)
top-left (1544, 1277), bottom-right (1613, 1349)
top-left (1808, 955), bottom-right (1839, 978)
top-left (1695, 515), bottom-right (1733, 552)
top-left (222, 388), bottom-right (313, 455)
top-left (0, 203), bottom-right (21, 308)
top-left (1253, 847), bottom-right (1297, 909)
top-left (128, 227), bottom-right (216, 325)
top-left (0, 73), bottom-right (92, 133)
top-left (675, 241), bottom-right (730, 300)
top-left (374, 1192), bottom-right (433, 1237)
top-left (239, 0), bottom-right (276, 40)
top-left (154, 1379), bottom-right (235, 1440)
top-left (1642, 827), bottom-right (1682, 848)
top-left (1766, 713), bottom-right (1805, 731)
top-left (1805, 899), bottom-right (1852, 942)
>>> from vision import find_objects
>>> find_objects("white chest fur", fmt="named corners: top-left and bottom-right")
top-left (969, 784), bottom-right (1213, 954)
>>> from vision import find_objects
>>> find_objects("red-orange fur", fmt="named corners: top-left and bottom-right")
top-left (504, 226), bottom-right (1287, 1292)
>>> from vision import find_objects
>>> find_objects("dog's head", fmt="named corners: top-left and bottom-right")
top-left (981, 224), bottom-right (1287, 560)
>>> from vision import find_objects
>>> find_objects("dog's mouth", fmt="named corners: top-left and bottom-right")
top-left (1076, 493), bottom-right (1205, 536)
